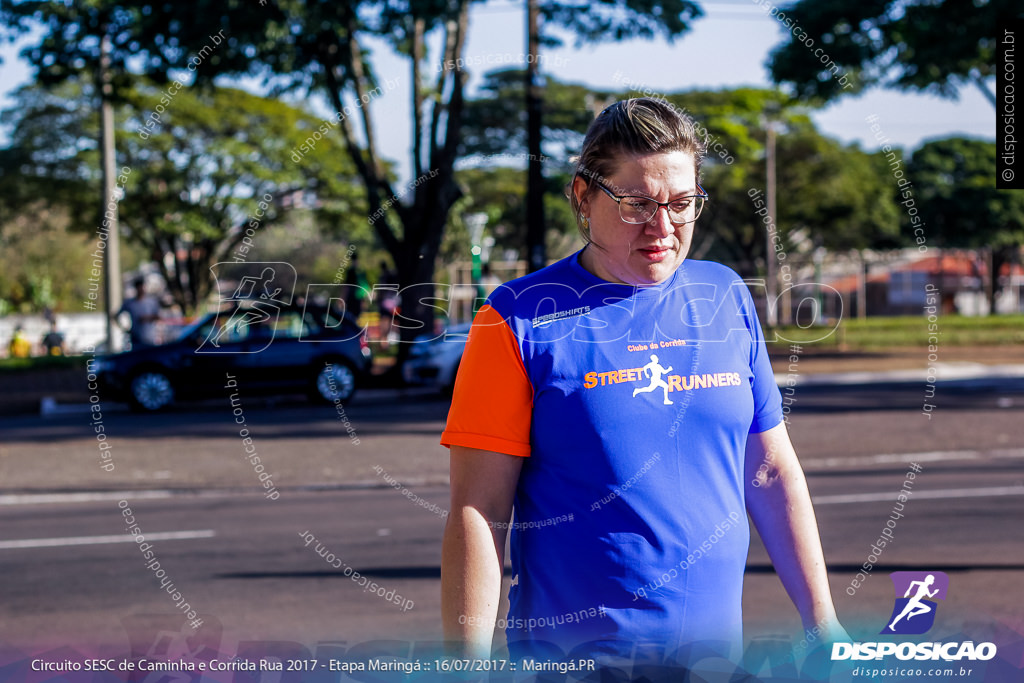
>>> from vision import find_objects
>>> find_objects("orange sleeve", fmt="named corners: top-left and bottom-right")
top-left (440, 304), bottom-right (533, 457)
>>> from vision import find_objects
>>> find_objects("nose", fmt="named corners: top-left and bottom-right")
top-left (644, 205), bottom-right (674, 238)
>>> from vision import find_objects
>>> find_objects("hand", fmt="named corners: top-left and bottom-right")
top-left (807, 617), bottom-right (851, 645)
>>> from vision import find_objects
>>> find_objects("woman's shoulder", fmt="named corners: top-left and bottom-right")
top-left (485, 254), bottom-right (583, 310)
top-left (681, 258), bottom-right (744, 284)
top-left (678, 260), bottom-right (756, 309)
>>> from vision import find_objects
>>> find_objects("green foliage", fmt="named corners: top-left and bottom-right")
top-left (775, 130), bottom-right (901, 251)
top-left (645, 89), bottom-right (902, 269)
top-left (765, 0), bottom-right (1015, 103)
top-left (1, 0), bottom-right (722, 352)
top-left (538, 0), bottom-right (703, 46)
top-left (0, 0), bottom-right (142, 94)
top-left (0, 206), bottom-right (89, 312)
top-left (903, 136), bottom-right (1024, 308)
top-left (462, 76), bottom-right (904, 277)
top-left (0, 354), bottom-right (86, 372)
top-left (0, 78), bottom-right (366, 312)
top-left (773, 314), bottom-right (1024, 348)
top-left (906, 137), bottom-right (1024, 250)
top-left (444, 165), bottom-right (580, 266)
top-left (459, 69), bottom-right (600, 160)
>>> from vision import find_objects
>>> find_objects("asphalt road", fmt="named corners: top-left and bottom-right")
top-left (1, 378), bottom-right (1023, 673)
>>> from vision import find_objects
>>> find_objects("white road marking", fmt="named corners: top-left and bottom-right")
top-left (804, 449), bottom-right (1024, 470)
top-left (0, 481), bottom-right (449, 506)
top-left (0, 529), bottom-right (216, 550)
top-left (814, 486), bottom-right (1024, 505)
top-left (4, 450), bottom-right (1022, 514)
top-left (0, 490), bottom-right (176, 506)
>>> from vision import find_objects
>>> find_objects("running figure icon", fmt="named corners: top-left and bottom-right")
top-left (231, 266), bottom-right (284, 302)
top-left (888, 574), bottom-right (939, 631)
top-left (633, 354), bottom-right (674, 405)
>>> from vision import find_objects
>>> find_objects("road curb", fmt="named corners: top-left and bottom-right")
top-left (775, 363), bottom-right (1024, 387)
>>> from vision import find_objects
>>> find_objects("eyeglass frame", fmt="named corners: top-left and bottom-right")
top-left (591, 178), bottom-right (709, 225)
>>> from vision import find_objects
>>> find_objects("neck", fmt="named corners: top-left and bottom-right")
top-left (579, 244), bottom-right (624, 284)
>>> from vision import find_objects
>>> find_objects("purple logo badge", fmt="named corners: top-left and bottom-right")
top-left (881, 571), bottom-right (949, 635)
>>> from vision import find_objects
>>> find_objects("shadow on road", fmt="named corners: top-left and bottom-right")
top-left (3, 379), bottom-right (1022, 444)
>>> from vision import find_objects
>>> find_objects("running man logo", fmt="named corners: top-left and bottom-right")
top-left (583, 359), bottom-right (743, 404)
top-left (633, 354), bottom-right (674, 405)
top-left (198, 262), bottom-right (296, 354)
top-left (881, 571), bottom-right (949, 635)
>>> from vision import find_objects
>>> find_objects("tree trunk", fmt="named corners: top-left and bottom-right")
top-left (525, 0), bottom-right (545, 272)
top-left (392, 174), bottom-right (462, 365)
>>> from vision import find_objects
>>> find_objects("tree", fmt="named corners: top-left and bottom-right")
top-left (3, 0), bottom-right (715, 357)
top-left (628, 88), bottom-right (903, 272)
top-left (1, 79), bottom-right (365, 312)
top-left (0, 0), bottom-right (168, 342)
top-left (2, 0), bottom-right (478, 352)
top-left (148, 0), bottom-right (708, 350)
top-left (460, 68), bottom-right (604, 159)
top-left (765, 0), bottom-right (1015, 105)
top-left (523, 0), bottom-right (704, 271)
top-left (444, 165), bottom-right (579, 266)
top-left (464, 76), bottom-right (901, 278)
top-left (0, 205), bottom-right (90, 314)
top-left (907, 137), bottom-right (1024, 311)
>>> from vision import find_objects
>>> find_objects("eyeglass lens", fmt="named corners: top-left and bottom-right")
top-left (620, 196), bottom-right (704, 224)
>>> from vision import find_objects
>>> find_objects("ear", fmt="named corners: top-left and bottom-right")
top-left (572, 175), bottom-right (591, 214)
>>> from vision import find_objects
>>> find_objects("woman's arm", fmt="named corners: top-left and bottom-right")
top-left (744, 422), bottom-right (849, 642)
top-left (442, 444), bottom-right (524, 657)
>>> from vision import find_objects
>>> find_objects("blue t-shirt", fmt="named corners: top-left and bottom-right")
top-left (442, 250), bottom-right (783, 662)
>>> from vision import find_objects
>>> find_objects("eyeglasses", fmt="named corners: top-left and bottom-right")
top-left (594, 179), bottom-right (708, 225)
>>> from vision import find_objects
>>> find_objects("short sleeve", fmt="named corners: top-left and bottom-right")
top-left (440, 305), bottom-right (534, 456)
top-left (745, 294), bottom-right (783, 434)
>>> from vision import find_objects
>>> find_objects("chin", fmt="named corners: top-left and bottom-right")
top-left (630, 254), bottom-right (684, 285)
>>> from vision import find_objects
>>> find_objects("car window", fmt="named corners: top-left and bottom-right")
top-left (302, 311), bottom-right (323, 336)
top-left (205, 312), bottom-right (253, 344)
top-left (270, 311), bottom-right (313, 339)
top-left (315, 307), bottom-right (353, 336)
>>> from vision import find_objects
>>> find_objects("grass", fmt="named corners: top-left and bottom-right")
top-left (768, 314), bottom-right (1024, 349)
top-left (0, 355), bottom-right (88, 373)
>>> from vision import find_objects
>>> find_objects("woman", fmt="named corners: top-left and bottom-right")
top-left (440, 98), bottom-right (847, 670)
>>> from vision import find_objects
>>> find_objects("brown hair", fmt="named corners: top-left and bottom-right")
top-left (568, 97), bottom-right (706, 243)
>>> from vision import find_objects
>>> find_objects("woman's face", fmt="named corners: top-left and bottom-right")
top-left (575, 151), bottom-right (698, 286)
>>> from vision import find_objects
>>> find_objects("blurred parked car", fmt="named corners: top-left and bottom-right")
top-left (402, 322), bottom-right (471, 394)
top-left (94, 300), bottom-right (371, 411)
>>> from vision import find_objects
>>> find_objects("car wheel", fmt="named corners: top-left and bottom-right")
top-left (130, 370), bottom-right (175, 411)
top-left (312, 360), bottom-right (357, 404)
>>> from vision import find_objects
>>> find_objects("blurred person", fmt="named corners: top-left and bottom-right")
top-left (8, 325), bottom-right (31, 358)
top-left (41, 320), bottom-right (65, 356)
top-left (441, 98), bottom-right (848, 671)
top-left (478, 262), bottom-right (502, 297)
top-left (117, 277), bottom-right (161, 348)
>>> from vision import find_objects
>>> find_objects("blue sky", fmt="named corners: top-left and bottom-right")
top-left (0, 0), bottom-right (994, 185)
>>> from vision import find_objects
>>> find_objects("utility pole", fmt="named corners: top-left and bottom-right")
top-left (764, 117), bottom-right (778, 328)
top-left (99, 27), bottom-right (123, 350)
top-left (524, 0), bottom-right (545, 273)
top-left (466, 212), bottom-right (488, 317)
